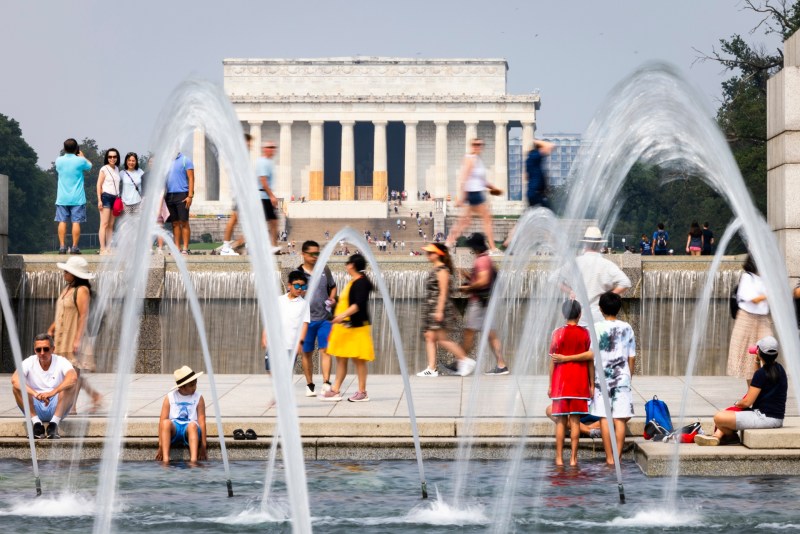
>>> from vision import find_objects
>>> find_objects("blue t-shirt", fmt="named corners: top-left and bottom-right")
top-left (640, 239), bottom-right (651, 254)
top-left (55, 154), bottom-right (92, 206)
top-left (652, 230), bottom-right (669, 251)
top-left (255, 156), bottom-right (275, 200)
top-left (166, 154), bottom-right (193, 193)
top-left (751, 363), bottom-right (787, 419)
top-left (525, 148), bottom-right (546, 197)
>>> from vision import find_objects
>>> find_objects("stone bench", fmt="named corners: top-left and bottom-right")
top-left (743, 427), bottom-right (800, 449)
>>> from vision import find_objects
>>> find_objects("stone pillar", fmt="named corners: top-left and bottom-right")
top-left (493, 120), bottom-right (509, 199)
top-left (249, 120), bottom-right (262, 162)
top-left (767, 30), bottom-right (800, 279)
top-left (309, 121), bottom-right (324, 201)
top-left (340, 120), bottom-right (355, 201)
top-left (192, 128), bottom-right (206, 202)
top-left (0, 174), bottom-right (7, 256)
top-left (434, 120), bottom-right (449, 198)
top-left (278, 121), bottom-right (292, 199)
top-left (373, 121), bottom-right (388, 201)
top-left (404, 121), bottom-right (418, 200)
top-left (521, 121), bottom-right (535, 155)
top-left (465, 120), bottom-right (479, 152)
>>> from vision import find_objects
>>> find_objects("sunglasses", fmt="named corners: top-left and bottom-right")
top-left (304, 251), bottom-right (320, 257)
top-left (34, 346), bottom-right (51, 353)
top-left (108, 155), bottom-right (119, 159)
top-left (292, 283), bottom-right (308, 290)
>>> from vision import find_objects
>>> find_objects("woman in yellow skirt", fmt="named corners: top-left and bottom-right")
top-left (319, 254), bottom-right (375, 402)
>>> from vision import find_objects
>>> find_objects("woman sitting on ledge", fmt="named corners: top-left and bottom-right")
top-left (695, 336), bottom-right (787, 446)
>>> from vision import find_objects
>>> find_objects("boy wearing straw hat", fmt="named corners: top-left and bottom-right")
top-left (156, 366), bottom-right (207, 464)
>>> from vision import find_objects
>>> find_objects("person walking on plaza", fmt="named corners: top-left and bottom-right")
top-left (55, 138), bottom-right (92, 254)
top-left (319, 254), bottom-right (374, 402)
top-left (220, 133), bottom-right (253, 256)
top-left (525, 138), bottom-right (555, 208)
top-left (727, 254), bottom-right (772, 386)
top-left (11, 334), bottom-right (78, 440)
top-left (165, 152), bottom-right (195, 255)
top-left (299, 240), bottom-right (338, 395)
top-left (685, 221), bottom-right (704, 256)
top-left (585, 291), bottom-right (635, 466)
top-left (561, 226), bottom-right (631, 325)
top-left (459, 233), bottom-right (507, 375)
top-left (696, 336), bottom-right (787, 446)
top-left (156, 366), bottom-right (207, 465)
top-left (96, 148), bottom-right (121, 255)
top-left (262, 270), bottom-right (310, 384)
top-left (701, 222), bottom-right (715, 256)
top-left (417, 243), bottom-right (475, 377)
top-left (446, 138), bottom-right (502, 254)
top-left (257, 140), bottom-right (282, 254)
top-left (651, 222), bottom-right (669, 256)
top-left (548, 300), bottom-right (594, 466)
top-left (120, 152), bottom-right (144, 215)
top-left (48, 256), bottom-right (103, 413)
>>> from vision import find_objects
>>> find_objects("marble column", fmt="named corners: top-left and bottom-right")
top-left (494, 120), bottom-right (509, 199)
top-left (309, 120), bottom-right (324, 201)
top-left (404, 121), bottom-right (418, 200)
top-left (340, 120), bottom-right (355, 201)
top-left (465, 120), bottom-right (479, 152)
top-left (372, 121), bottom-right (388, 201)
top-left (192, 128), bottom-right (207, 201)
top-left (278, 121), bottom-right (292, 199)
top-left (434, 120), bottom-right (449, 198)
top-left (521, 121), bottom-right (535, 155)
top-left (249, 121), bottom-right (262, 163)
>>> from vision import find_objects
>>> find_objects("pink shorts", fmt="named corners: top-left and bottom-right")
top-left (689, 246), bottom-right (701, 252)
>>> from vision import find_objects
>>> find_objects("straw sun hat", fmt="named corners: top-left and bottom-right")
top-left (172, 365), bottom-right (204, 390)
top-left (56, 256), bottom-right (95, 280)
top-left (580, 226), bottom-right (607, 243)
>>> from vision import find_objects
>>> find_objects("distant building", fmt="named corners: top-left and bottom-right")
top-left (508, 135), bottom-right (523, 201)
top-left (541, 133), bottom-right (581, 187)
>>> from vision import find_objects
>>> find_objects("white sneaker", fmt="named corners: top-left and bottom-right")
top-left (416, 368), bottom-right (439, 377)
top-left (322, 382), bottom-right (332, 393)
top-left (306, 384), bottom-right (317, 397)
top-left (456, 357), bottom-right (477, 376)
top-left (488, 248), bottom-right (504, 256)
top-left (271, 245), bottom-right (282, 254)
top-left (220, 247), bottom-right (239, 256)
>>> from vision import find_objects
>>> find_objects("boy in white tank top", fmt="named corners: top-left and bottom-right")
top-left (156, 366), bottom-right (207, 464)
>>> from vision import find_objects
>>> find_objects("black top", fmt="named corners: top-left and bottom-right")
top-left (751, 363), bottom-right (788, 419)
top-left (347, 276), bottom-right (373, 327)
top-left (702, 229), bottom-right (714, 253)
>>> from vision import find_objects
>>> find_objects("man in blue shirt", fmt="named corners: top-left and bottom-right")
top-left (256, 141), bottom-right (281, 254)
top-left (651, 223), bottom-right (669, 256)
top-left (165, 153), bottom-right (195, 254)
top-left (525, 139), bottom-right (555, 208)
top-left (54, 138), bottom-right (92, 254)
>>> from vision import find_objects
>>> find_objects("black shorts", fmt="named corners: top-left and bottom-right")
top-left (262, 198), bottom-right (278, 220)
top-left (166, 192), bottom-right (190, 222)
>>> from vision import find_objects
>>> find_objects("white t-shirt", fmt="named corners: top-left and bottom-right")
top-left (168, 390), bottom-right (201, 422)
top-left (21, 354), bottom-right (74, 393)
top-left (277, 293), bottom-right (310, 351)
top-left (572, 251), bottom-right (632, 324)
top-left (120, 168), bottom-right (143, 206)
top-left (738, 272), bottom-right (769, 315)
top-left (464, 154), bottom-right (487, 192)
top-left (100, 165), bottom-right (120, 195)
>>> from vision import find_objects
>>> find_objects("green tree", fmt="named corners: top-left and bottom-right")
top-left (0, 114), bottom-right (54, 253)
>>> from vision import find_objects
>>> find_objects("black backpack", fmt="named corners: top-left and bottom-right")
top-left (729, 282), bottom-right (739, 320)
top-left (655, 230), bottom-right (668, 250)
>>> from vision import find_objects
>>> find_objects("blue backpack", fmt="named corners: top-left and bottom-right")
top-left (644, 396), bottom-right (673, 438)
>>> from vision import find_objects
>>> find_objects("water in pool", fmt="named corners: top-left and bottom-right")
top-left (1, 459), bottom-right (798, 533)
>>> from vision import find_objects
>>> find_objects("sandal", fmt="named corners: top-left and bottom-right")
top-left (244, 429), bottom-right (257, 440)
top-left (232, 428), bottom-right (245, 441)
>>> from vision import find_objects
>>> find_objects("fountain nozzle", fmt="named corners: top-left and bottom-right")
top-left (421, 481), bottom-right (428, 499)
top-left (35, 477), bottom-right (41, 497)
top-left (227, 479), bottom-right (234, 497)
top-left (618, 483), bottom-right (625, 504)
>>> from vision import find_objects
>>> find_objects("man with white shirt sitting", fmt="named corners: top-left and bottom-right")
top-left (11, 333), bottom-right (78, 439)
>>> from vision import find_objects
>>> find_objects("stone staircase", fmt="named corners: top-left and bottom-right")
top-left (283, 217), bottom-right (436, 254)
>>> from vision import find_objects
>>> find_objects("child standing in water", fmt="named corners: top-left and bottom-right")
top-left (548, 300), bottom-right (594, 466)
top-left (589, 291), bottom-right (635, 465)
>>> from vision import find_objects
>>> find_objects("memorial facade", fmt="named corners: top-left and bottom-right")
top-left (193, 57), bottom-right (540, 217)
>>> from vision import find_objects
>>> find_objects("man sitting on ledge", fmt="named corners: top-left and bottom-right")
top-left (11, 333), bottom-right (78, 440)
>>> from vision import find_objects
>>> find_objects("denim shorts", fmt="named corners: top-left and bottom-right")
top-left (466, 191), bottom-right (485, 206)
top-left (100, 192), bottom-right (117, 209)
top-left (54, 204), bottom-right (87, 223)
top-left (33, 395), bottom-right (59, 422)
top-left (170, 420), bottom-right (201, 445)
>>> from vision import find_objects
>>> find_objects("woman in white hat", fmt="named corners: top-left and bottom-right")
top-left (48, 256), bottom-right (102, 413)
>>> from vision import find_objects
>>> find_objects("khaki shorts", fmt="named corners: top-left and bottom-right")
top-left (464, 300), bottom-right (487, 331)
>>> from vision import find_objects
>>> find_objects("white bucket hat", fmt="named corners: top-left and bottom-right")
top-left (580, 226), bottom-right (607, 243)
top-left (56, 256), bottom-right (95, 280)
top-left (172, 365), bottom-right (204, 390)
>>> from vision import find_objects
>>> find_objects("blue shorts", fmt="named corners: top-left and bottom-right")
top-left (466, 191), bottom-right (485, 206)
top-left (302, 320), bottom-right (332, 352)
top-left (55, 204), bottom-right (87, 223)
top-left (33, 395), bottom-right (59, 422)
top-left (100, 192), bottom-right (117, 209)
top-left (170, 420), bottom-right (201, 446)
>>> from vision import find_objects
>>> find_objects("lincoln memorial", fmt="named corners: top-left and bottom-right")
top-left (191, 57), bottom-right (540, 218)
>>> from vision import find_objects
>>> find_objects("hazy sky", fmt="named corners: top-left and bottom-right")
top-left (1, 1), bottom-right (781, 166)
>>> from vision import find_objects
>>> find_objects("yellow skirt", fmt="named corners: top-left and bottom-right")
top-left (327, 324), bottom-right (375, 361)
